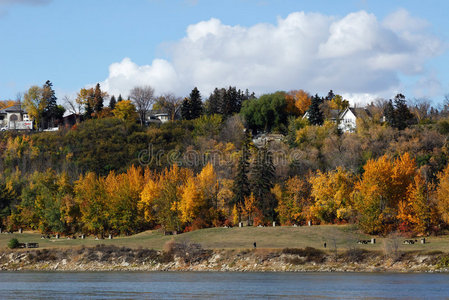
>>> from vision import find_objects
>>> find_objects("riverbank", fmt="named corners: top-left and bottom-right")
top-left (1, 243), bottom-right (448, 272)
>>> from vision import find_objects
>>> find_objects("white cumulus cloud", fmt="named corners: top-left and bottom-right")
top-left (99, 9), bottom-right (443, 103)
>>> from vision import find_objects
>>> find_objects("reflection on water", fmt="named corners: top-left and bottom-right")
top-left (0, 271), bottom-right (448, 299)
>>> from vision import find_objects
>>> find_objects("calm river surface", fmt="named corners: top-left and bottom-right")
top-left (0, 271), bottom-right (448, 299)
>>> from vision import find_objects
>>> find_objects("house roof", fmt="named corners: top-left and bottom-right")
top-left (0, 105), bottom-right (26, 114)
top-left (348, 107), bottom-right (371, 118)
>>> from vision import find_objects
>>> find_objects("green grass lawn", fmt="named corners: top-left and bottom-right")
top-left (1, 225), bottom-right (448, 252)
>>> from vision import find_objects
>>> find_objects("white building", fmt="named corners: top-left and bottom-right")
top-left (304, 107), bottom-right (371, 132)
top-left (0, 105), bottom-right (31, 130)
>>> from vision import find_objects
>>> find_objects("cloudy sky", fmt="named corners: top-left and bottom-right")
top-left (0, 0), bottom-right (448, 105)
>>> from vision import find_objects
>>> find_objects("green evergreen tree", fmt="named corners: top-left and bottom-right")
top-left (384, 94), bottom-right (415, 130)
top-left (117, 94), bottom-right (123, 102)
top-left (181, 87), bottom-right (203, 120)
top-left (206, 88), bottom-right (223, 115)
top-left (251, 144), bottom-right (276, 221)
top-left (189, 87), bottom-right (203, 119)
top-left (384, 99), bottom-right (395, 126)
top-left (181, 97), bottom-right (192, 120)
top-left (109, 95), bottom-right (116, 110)
top-left (93, 83), bottom-right (103, 114)
top-left (307, 94), bottom-right (324, 126)
top-left (232, 130), bottom-right (251, 222)
top-left (393, 93), bottom-right (414, 130)
top-left (42, 80), bottom-right (58, 128)
top-left (84, 93), bottom-right (94, 119)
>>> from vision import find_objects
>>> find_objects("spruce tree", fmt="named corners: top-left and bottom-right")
top-left (84, 98), bottom-right (93, 119)
top-left (93, 83), bottom-right (103, 114)
top-left (307, 94), bottom-right (324, 125)
top-left (384, 100), bottom-right (395, 126)
top-left (189, 87), bottom-right (203, 119)
top-left (251, 144), bottom-right (276, 221)
top-left (232, 130), bottom-right (251, 222)
top-left (117, 94), bottom-right (123, 102)
top-left (393, 93), bottom-right (414, 130)
top-left (181, 97), bottom-right (192, 120)
top-left (42, 80), bottom-right (58, 128)
top-left (206, 88), bottom-right (222, 115)
top-left (109, 95), bottom-right (116, 110)
top-left (384, 94), bottom-right (415, 130)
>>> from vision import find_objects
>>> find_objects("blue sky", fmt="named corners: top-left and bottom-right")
top-left (0, 0), bottom-right (448, 105)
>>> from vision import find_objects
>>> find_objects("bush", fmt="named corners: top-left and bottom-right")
top-left (437, 255), bottom-right (449, 268)
top-left (341, 248), bottom-right (369, 263)
top-left (282, 247), bottom-right (325, 263)
top-left (162, 240), bottom-right (211, 263)
top-left (8, 238), bottom-right (19, 249)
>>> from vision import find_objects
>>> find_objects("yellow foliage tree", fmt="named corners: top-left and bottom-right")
top-left (243, 193), bottom-right (257, 226)
top-left (179, 163), bottom-right (218, 228)
top-left (310, 167), bottom-right (355, 223)
top-left (274, 176), bottom-right (312, 225)
top-left (74, 172), bottom-right (108, 235)
top-left (113, 100), bottom-right (137, 121)
top-left (437, 164), bottom-right (449, 225)
top-left (139, 164), bottom-right (192, 232)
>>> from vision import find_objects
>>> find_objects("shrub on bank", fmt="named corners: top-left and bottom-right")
top-left (8, 238), bottom-right (19, 249)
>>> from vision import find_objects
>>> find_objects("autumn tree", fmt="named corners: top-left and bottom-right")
top-left (309, 167), bottom-right (355, 223)
top-left (180, 163), bottom-right (219, 229)
top-left (397, 174), bottom-right (432, 234)
top-left (113, 100), bottom-right (137, 121)
top-left (354, 153), bottom-right (417, 234)
top-left (76, 88), bottom-right (95, 119)
top-left (129, 86), bottom-right (155, 125)
top-left (23, 86), bottom-right (46, 130)
top-left (105, 165), bottom-right (146, 234)
top-left (286, 90), bottom-right (311, 116)
top-left (139, 164), bottom-right (192, 232)
top-left (74, 172), bottom-right (108, 235)
top-left (437, 164), bottom-right (449, 225)
top-left (274, 176), bottom-right (312, 225)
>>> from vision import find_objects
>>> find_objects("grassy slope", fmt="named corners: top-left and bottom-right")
top-left (1, 225), bottom-right (447, 251)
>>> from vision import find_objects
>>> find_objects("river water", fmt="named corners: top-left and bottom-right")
top-left (0, 271), bottom-right (448, 299)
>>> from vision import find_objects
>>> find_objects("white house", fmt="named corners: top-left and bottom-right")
top-left (0, 105), bottom-right (31, 130)
top-left (146, 110), bottom-right (170, 124)
top-left (304, 107), bottom-right (370, 132)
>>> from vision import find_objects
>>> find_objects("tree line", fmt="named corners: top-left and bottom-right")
top-left (2, 82), bottom-right (449, 237)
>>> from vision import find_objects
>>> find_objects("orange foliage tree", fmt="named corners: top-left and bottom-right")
top-left (354, 153), bottom-right (417, 234)
top-left (436, 164), bottom-right (449, 225)
top-left (285, 90), bottom-right (311, 116)
top-left (397, 174), bottom-right (433, 235)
